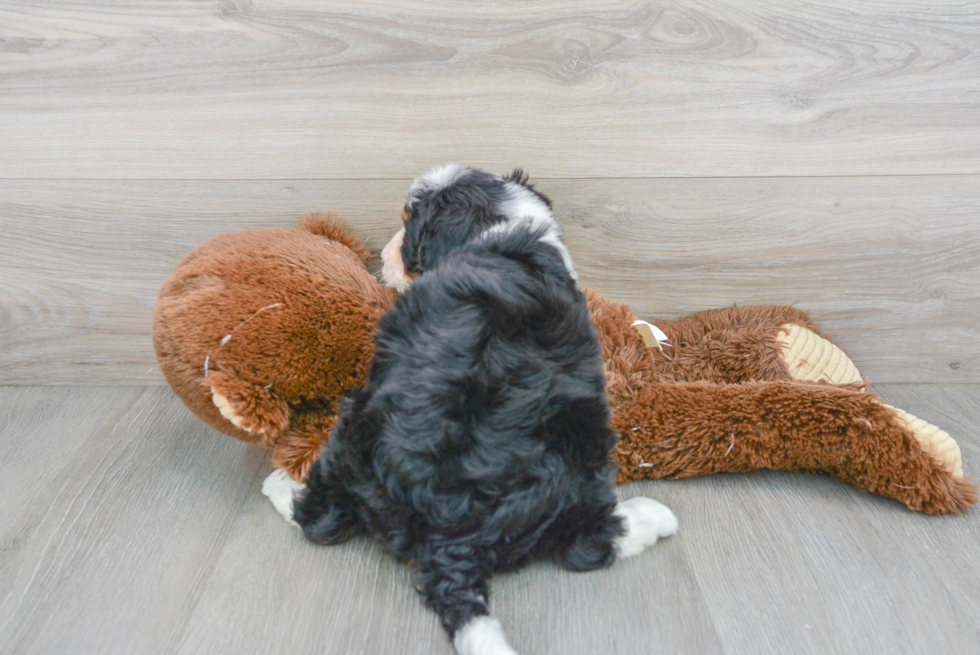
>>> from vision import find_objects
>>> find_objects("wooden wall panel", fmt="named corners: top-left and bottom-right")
top-left (0, 1), bottom-right (978, 178)
top-left (1, 176), bottom-right (976, 384)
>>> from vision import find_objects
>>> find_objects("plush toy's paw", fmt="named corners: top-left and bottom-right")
top-left (206, 372), bottom-right (291, 442)
top-left (776, 324), bottom-right (863, 386)
top-left (212, 390), bottom-right (247, 430)
top-left (882, 404), bottom-right (964, 480)
top-left (261, 469), bottom-right (305, 527)
top-left (613, 497), bottom-right (678, 558)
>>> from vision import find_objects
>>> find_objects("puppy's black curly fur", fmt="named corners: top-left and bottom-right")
top-left (294, 166), bottom-right (625, 645)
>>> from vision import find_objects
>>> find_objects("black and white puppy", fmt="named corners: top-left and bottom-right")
top-left (269, 165), bottom-right (677, 655)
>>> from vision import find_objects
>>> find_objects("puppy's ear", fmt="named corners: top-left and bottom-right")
top-left (506, 168), bottom-right (528, 185)
top-left (505, 168), bottom-right (553, 211)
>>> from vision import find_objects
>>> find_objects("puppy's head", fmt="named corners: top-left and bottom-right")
top-left (380, 164), bottom-right (575, 292)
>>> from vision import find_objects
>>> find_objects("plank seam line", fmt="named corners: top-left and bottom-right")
top-left (1, 173), bottom-right (979, 183)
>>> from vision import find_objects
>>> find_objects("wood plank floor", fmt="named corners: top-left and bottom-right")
top-left (1, 384), bottom-right (977, 655)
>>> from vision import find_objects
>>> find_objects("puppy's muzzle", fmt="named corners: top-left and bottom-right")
top-left (381, 227), bottom-right (415, 293)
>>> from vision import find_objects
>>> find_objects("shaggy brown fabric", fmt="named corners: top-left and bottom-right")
top-left (584, 289), bottom-right (653, 406)
top-left (650, 305), bottom-right (826, 384)
top-left (585, 291), bottom-right (975, 513)
top-left (611, 381), bottom-right (978, 515)
top-left (153, 214), bottom-right (394, 452)
top-left (271, 411), bottom-right (336, 481)
top-left (154, 217), bottom-right (977, 513)
top-left (584, 293), bottom-right (830, 399)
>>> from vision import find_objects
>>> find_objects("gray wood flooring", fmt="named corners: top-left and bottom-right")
top-left (1, 384), bottom-right (978, 655)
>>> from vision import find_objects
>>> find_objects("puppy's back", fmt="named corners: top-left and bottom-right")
top-left (362, 226), bottom-right (612, 535)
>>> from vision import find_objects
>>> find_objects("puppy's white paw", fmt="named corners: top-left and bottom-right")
top-left (453, 616), bottom-right (520, 655)
top-left (261, 469), bottom-right (304, 528)
top-left (613, 497), bottom-right (678, 559)
top-left (212, 390), bottom-right (251, 432)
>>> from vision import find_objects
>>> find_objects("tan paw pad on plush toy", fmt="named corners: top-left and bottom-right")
top-left (776, 323), bottom-right (863, 386)
top-left (212, 390), bottom-right (249, 431)
top-left (884, 404), bottom-right (964, 480)
top-left (775, 323), bottom-right (964, 480)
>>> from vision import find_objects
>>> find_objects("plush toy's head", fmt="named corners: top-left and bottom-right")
top-left (152, 214), bottom-right (394, 474)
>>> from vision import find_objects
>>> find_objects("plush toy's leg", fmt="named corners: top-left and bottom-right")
top-left (883, 404), bottom-right (965, 480)
top-left (612, 381), bottom-right (978, 515)
top-left (588, 292), bottom-right (864, 391)
top-left (640, 305), bottom-right (864, 386)
top-left (643, 305), bottom-right (824, 384)
top-left (586, 294), bottom-right (864, 391)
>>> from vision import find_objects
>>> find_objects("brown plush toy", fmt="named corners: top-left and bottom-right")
top-left (153, 215), bottom-right (977, 516)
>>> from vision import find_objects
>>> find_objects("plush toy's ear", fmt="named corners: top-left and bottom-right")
top-left (205, 371), bottom-right (291, 444)
top-left (299, 213), bottom-right (372, 266)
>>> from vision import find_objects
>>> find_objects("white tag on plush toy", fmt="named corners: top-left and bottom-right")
top-left (631, 320), bottom-right (670, 350)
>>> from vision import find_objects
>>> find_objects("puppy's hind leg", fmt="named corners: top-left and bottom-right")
top-left (416, 544), bottom-right (519, 655)
top-left (541, 493), bottom-right (622, 573)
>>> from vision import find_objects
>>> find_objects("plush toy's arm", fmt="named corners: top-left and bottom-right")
top-left (648, 305), bottom-right (863, 386)
top-left (270, 410), bottom-right (335, 482)
top-left (611, 380), bottom-right (978, 515)
top-left (586, 292), bottom-right (862, 404)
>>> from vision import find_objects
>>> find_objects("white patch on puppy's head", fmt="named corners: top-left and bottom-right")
top-left (406, 163), bottom-right (468, 208)
top-left (484, 180), bottom-right (578, 281)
